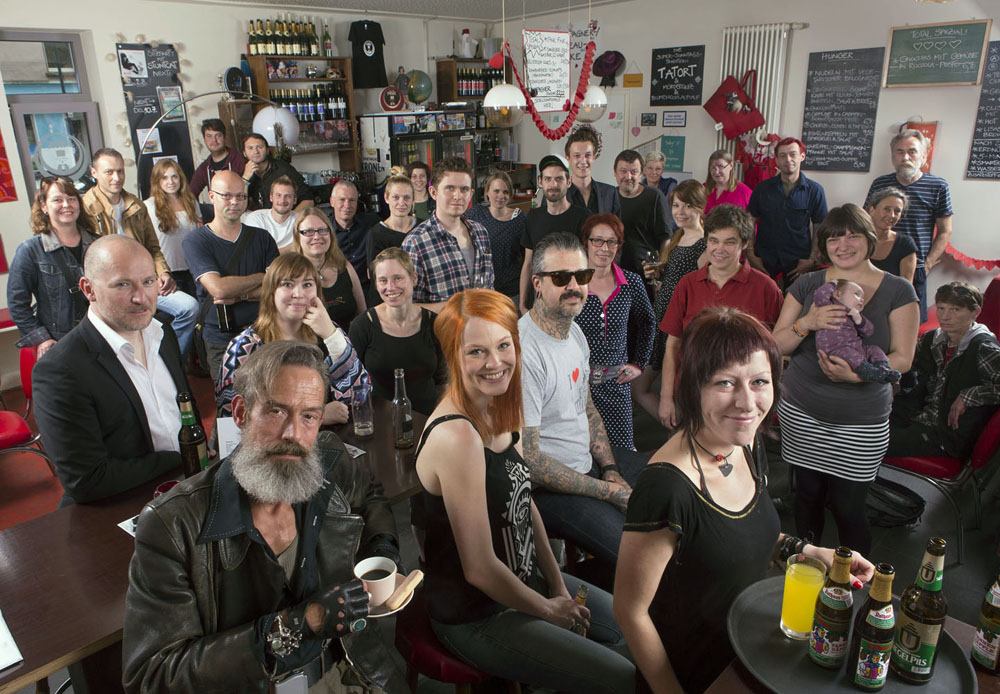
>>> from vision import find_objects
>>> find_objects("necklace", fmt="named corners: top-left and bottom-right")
top-left (693, 437), bottom-right (735, 477)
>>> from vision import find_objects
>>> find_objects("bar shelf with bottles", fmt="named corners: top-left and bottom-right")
top-left (246, 15), bottom-right (337, 58)
top-left (435, 58), bottom-right (511, 102)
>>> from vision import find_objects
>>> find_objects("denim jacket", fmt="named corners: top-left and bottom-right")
top-left (7, 229), bottom-right (97, 347)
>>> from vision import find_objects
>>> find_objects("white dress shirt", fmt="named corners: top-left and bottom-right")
top-left (88, 309), bottom-right (182, 453)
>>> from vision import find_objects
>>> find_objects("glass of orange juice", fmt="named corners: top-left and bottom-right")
top-left (780, 553), bottom-right (827, 639)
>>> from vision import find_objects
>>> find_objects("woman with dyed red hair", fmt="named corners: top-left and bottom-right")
top-left (415, 288), bottom-right (635, 692)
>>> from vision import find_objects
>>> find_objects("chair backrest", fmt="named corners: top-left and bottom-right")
top-left (971, 407), bottom-right (1000, 470)
top-left (19, 347), bottom-right (37, 402)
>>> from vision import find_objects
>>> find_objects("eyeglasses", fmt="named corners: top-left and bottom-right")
top-left (536, 269), bottom-right (595, 287)
top-left (588, 238), bottom-right (620, 249)
top-left (298, 228), bottom-right (330, 237)
top-left (211, 191), bottom-right (248, 202)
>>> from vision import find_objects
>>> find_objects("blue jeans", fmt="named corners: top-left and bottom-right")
top-left (533, 447), bottom-right (648, 565)
top-left (431, 574), bottom-right (635, 694)
top-left (157, 289), bottom-right (198, 355)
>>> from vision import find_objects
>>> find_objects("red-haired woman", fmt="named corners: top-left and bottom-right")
top-left (615, 308), bottom-right (874, 694)
top-left (415, 289), bottom-right (635, 692)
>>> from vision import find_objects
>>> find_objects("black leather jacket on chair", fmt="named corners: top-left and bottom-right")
top-left (122, 431), bottom-right (404, 693)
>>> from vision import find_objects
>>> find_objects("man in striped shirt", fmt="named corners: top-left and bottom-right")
top-left (865, 129), bottom-right (953, 322)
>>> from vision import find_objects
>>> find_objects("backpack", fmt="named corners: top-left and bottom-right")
top-left (866, 476), bottom-right (925, 528)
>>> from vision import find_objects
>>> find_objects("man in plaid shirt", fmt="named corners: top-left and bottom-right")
top-left (889, 281), bottom-right (1000, 458)
top-left (401, 157), bottom-right (493, 310)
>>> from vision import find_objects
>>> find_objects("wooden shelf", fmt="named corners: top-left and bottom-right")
top-left (266, 77), bottom-right (348, 83)
top-left (288, 144), bottom-right (355, 154)
top-left (257, 54), bottom-right (350, 61)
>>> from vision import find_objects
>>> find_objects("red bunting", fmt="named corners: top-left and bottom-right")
top-left (945, 243), bottom-right (1000, 271)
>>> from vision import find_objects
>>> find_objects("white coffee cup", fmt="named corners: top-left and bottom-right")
top-left (353, 557), bottom-right (397, 607)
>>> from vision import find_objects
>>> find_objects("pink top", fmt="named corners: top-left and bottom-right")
top-left (705, 181), bottom-right (753, 213)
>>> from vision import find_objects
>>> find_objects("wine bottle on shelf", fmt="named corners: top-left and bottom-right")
top-left (264, 19), bottom-right (274, 55)
top-left (316, 87), bottom-right (326, 121)
top-left (323, 22), bottom-right (333, 57)
top-left (327, 86), bottom-right (337, 120)
top-left (247, 20), bottom-right (256, 56)
top-left (310, 22), bottom-right (320, 56)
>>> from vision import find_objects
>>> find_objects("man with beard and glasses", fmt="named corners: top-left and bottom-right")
top-left (518, 232), bottom-right (649, 586)
top-left (33, 235), bottom-right (192, 504)
top-left (123, 340), bottom-right (404, 694)
top-left (865, 129), bottom-right (953, 322)
top-left (518, 154), bottom-right (591, 314)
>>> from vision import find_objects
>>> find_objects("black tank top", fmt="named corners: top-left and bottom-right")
top-left (322, 268), bottom-right (357, 330)
top-left (417, 414), bottom-right (547, 624)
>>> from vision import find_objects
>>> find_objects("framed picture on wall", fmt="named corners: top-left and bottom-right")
top-left (640, 113), bottom-right (657, 127)
top-left (662, 111), bottom-right (687, 127)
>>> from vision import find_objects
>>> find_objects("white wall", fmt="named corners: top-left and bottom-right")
top-left (515, 0), bottom-right (999, 294)
top-left (0, 0), bottom-right (487, 383)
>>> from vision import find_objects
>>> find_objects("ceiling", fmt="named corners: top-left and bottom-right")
top-left (158, 0), bottom-right (630, 22)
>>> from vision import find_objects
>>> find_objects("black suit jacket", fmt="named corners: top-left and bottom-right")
top-left (33, 315), bottom-right (190, 504)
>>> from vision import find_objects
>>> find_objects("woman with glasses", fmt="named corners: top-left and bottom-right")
top-left (465, 170), bottom-right (526, 304)
top-left (215, 252), bottom-right (368, 423)
top-left (292, 205), bottom-right (366, 330)
top-left (704, 150), bottom-right (752, 214)
top-left (8, 177), bottom-right (99, 357)
top-left (144, 159), bottom-right (202, 298)
top-left (641, 151), bottom-right (678, 203)
top-left (574, 214), bottom-right (654, 450)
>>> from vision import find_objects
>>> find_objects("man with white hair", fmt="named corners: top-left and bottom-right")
top-left (865, 128), bottom-right (953, 321)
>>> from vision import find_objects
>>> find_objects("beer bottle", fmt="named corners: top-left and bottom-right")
top-left (392, 368), bottom-right (414, 448)
top-left (177, 392), bottom-right (208, 478)
top-left (972, 572), bottom-right (1000, 673)
top-left (891, 537), bottom-right (948, 683)
top-left (847, 563), bottom-right (895, 690)
top-left (571, 584), bottom-right (589, 636)
top-left (809, 546), bottom-right (855, 669)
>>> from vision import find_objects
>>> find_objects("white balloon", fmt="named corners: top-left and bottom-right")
top-left (251, 106), bottom-right (300, 146)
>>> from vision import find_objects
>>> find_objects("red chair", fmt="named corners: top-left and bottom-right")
top-left (882, 407), bottom-right (1000, 564)
top-left (394, 589), bottom-right (521, 694)
top-left (0, 347), bottom-right (55, 475)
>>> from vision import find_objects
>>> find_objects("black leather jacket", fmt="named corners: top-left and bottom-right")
top-left (122, 432), bottom-right (403, 693)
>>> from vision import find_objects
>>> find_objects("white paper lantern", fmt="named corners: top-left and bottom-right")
top-left (483, 83), bottom-right (526, 128)
top-left (576, 85), bottom-right (608, 123)
top-left (252, 106), bottom-right (300, 146)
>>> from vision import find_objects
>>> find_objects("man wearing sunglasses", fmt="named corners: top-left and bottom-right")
top-left (182, 171), bottom-right (280, 379)
top-left (519, 232), bottom-right (649, 588)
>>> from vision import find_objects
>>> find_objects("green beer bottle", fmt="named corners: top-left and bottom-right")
top-left (891, 537), bottom-right (948, 683)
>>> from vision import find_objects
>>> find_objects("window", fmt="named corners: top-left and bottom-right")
top-left (0, 30), bottom-right (102, 193)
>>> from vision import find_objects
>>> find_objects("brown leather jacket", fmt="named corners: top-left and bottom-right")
top-left (122, 432), bottom-right (404, 693)
top-left (82, 185), bottom-right (171, 277)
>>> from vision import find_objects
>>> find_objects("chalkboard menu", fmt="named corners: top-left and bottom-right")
top-left (650, 45), bottom-right (705, 106)
top-left (885, 19), bottom-right (991, 87)
top-left (967, 41), bottom-right (1000, 180)
top-left (116, 43), bottom-right (194, 199)
top-left (801, 47), bottom-right (884, 173)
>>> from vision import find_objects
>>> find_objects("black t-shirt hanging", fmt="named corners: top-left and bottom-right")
top-left (349, 20), bottom-right (388, 88)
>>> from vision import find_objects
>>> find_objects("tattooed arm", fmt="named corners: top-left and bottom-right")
top-left (522, 426), bottom-right (630, 512)
top-left (586, 392), bottom-right (630, 491)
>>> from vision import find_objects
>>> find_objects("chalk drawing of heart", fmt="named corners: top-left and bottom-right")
top-left (949, 40), bottom-right (961, 49)
top-left (572, 367), bottom-right (580, 383)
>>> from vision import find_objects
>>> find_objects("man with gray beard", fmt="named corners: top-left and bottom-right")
top-left (123, 341), bottom-right (403, 693)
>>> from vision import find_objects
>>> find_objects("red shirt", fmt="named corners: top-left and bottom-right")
top-left (659, 261), bottom-right (783, 337)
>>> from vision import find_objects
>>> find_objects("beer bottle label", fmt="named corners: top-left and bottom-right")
top-left (972, 615), bottom-right (1000, 669)
top-left (986, 582), bottom-right (1000, 608)
top-left (865, 605), bottom-right (894, 629)
top-left (854, 638), bottom-right (892, 689)
top-left (915, 560), bottom-right (944, 591)
top-left (891, 616), bottom-right (941, 676)
top-left (820, 586), bottom-right (853, 609)
top-left (809, 612), bottom-right (850, 666)
top-left (180, 409), bottom-right (197, 426)
top-left (197, 441), bottom-right (208, 471)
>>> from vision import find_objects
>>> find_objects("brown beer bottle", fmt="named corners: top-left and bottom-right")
top-left (972, 572), bottom-right (1000, 673)
top-left (177, 392), bottom-right (208, 478)
top-left (570, 584), bottom-right (589, 636)
top-left (847, 563), bottom-right (895, 690)
top-left (809, 546), bottom-right (855, 669)
top-left (891, 537), bottom-right (948, 683)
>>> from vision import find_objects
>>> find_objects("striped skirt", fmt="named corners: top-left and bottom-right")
top-left (777, 399), bottom-right (889, 483)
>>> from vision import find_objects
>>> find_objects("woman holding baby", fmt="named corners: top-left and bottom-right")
top-left (772, 204), bottom-right (919, 554)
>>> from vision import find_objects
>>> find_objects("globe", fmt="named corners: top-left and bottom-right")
top-left (407, 70), bottom-right (432, 104)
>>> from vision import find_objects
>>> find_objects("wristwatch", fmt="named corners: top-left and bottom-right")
top-left (268, 613), bottom-right (302, 658)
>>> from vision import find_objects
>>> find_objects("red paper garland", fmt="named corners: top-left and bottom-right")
top-left (504, 40), bottom-right (598, 141)
top-left (945, 244), bottom-right (1000, 271)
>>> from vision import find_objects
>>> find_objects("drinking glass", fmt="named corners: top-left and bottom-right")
top-left (780, 553), bottom-right (827, 639)
top-left (351, 385), bottom-right (374, 439)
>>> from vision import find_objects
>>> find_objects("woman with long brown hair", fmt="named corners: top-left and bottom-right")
top-left (8, 177), bottom-right (99, 356)
top-left (703, 149), bottom-right (751, 214)
top-left (215, 252), bottom-right (369, 424)
top-left (144, 159), bottom-right (202, 297)
top-left (415, 289), bottom-right (634, 692)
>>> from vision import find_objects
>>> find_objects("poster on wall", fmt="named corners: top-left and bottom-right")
top-left (116, 42), bottom-right (194, 199)
top-left (650, 45), bottom-right (705, 106)
top-left (905, 121), bottom-right (937, 173)
top-left (967, 41), bottom-right (1000, 180)
top-left (568, 20), bottom-right (599, 72)
top-left (523, 30), bottom-right (571, 113)
top-left (0, 129), bottom-right (17, 205)
top-left (801, 47), bottom-right (884, 172)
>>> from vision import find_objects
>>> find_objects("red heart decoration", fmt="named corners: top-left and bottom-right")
top-left (571, 367), bottom-right (580, 383)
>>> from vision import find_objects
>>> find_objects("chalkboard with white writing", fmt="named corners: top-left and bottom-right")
top-left (967, 41), bottom-right (1000, 180)
top-left (885, 19), bottom-right (991, 87)
top-left (801, 47), bottom-right (884, 173)
top-left (650, 45), bottom-right (705, 106)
